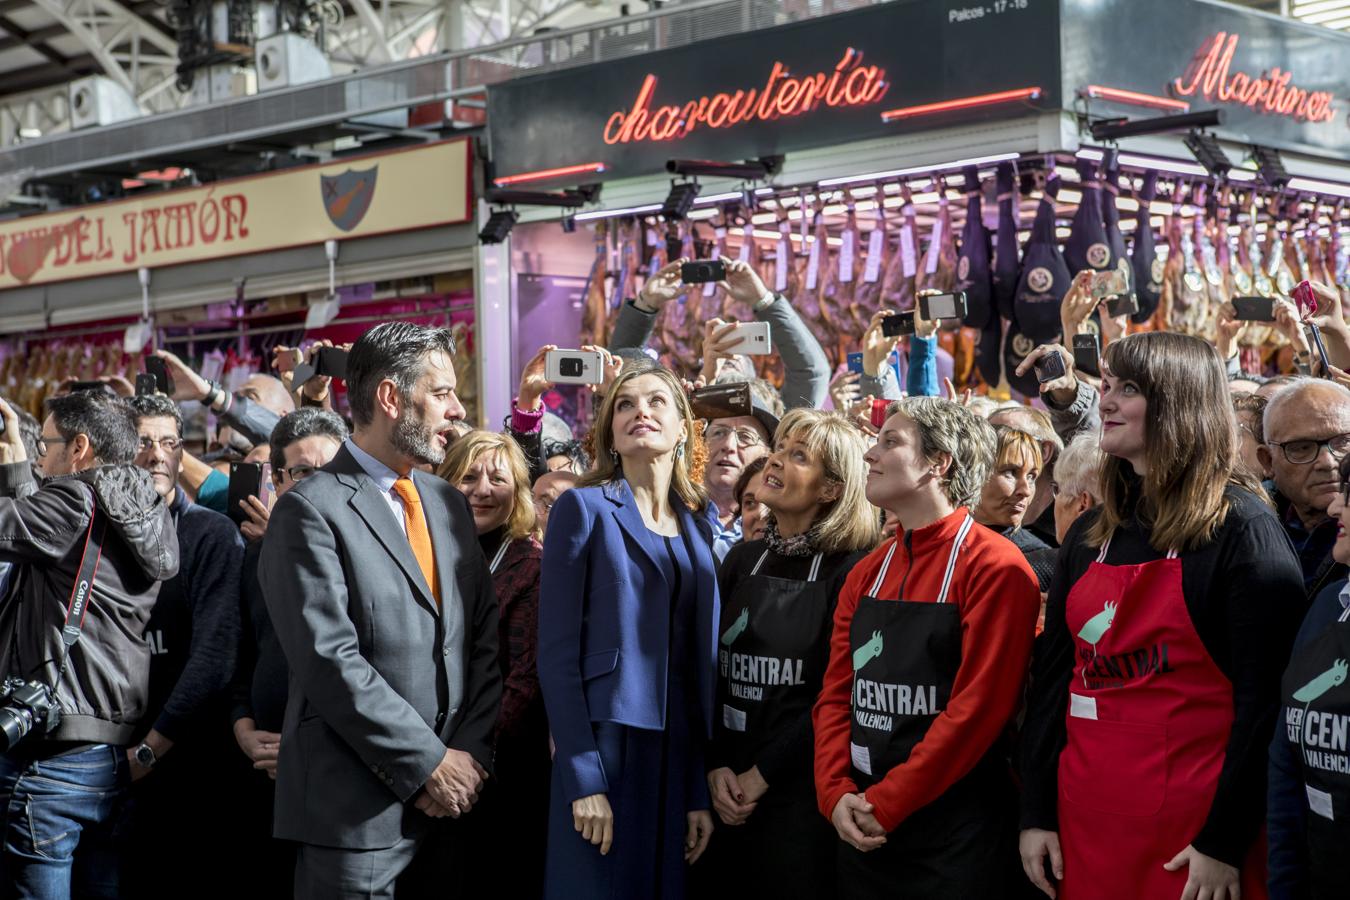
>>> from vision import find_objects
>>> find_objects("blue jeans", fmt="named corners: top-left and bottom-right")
top-left (0, 743), bottom-right (129, 900)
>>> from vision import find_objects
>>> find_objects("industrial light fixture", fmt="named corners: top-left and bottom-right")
top-left (666, 156), bottom-right (784, 180)
top-left (1251, 145), bottom-right (1290, 189)
top-left (1182, 130), bottom-right (1232, 177)
top-left (1089, 108), bottom-right (1224, 141)
top-left (478, 209), bottom-right (518, 244)
top-left (485, 187), bottom-right (595, 208)
top-left (661, 181), bottom-right (702, 221)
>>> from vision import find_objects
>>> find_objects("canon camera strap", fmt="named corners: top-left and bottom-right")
top-left (55, 509), bottom-right (107, 680)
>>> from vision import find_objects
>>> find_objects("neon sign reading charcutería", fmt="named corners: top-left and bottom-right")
top-left (603, 48), bottom-right (889, 145)
top-left (1171, 32), bottom-right (1338, 124)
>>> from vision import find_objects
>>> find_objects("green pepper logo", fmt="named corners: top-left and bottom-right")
top-left (1293, 659), bottom-right (1348, 704)
top-left (853, 630), bottom-right (884, 672)
top-left (1076, 601), bottom-right (1118, 647)
top-left (720, 607), bottom-right (749, 647)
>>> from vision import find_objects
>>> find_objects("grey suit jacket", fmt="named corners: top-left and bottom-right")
top-left (608, 294), bottom-right (830, 410)
top-left (259, 444), bottom-right (501, 850)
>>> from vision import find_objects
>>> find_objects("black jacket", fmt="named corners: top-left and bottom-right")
top-left (0, 462), bottom-right (179, 745)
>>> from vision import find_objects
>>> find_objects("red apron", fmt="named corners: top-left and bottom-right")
top-left (1056, 537), bottom-right (1266, 899)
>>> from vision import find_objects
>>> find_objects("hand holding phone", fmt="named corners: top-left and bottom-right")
top-left (228, 462), bottom-right (264, 527)
top-left (1292, 280), bottom-right (1318, 317)
top-left (847, 352), bottom-right (865, 376)
top-left (1071, 334), bottom-right (1100, 377)
top-left (1105, 293), bottom-right (1139, 318)
top-left (869, 397), bottom-right (890, 429)
top-left (1306, 323), bottom-right (1332, 376)
top-left (135, 374), bottom-right (159, 396)
top-left (144, 356), bottom-right (174, 396)
top-left (690, 383), bottom-right (752, 420)
top-left (722, 322), bottom-right (772, 355)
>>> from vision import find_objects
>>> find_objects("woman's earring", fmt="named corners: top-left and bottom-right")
top-left (610, 448), bottom-right (619, 462)
top-left (676, 442), bottom-right (686, 460)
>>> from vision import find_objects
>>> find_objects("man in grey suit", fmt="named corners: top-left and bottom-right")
top-left (260, 322), bottom-right (501, 899)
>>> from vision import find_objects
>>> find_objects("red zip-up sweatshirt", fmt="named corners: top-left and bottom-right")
top-left (813, 507), bottom-right (1039, 832)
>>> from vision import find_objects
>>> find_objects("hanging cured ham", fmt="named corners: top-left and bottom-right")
top-left (1100, 153), bottom-right (1133, 304)
top-left (1012, 175), bottom-right (1072, 344)
top-left (956, 165), bottom-right (994, 330)
top-left (579, 221), bottom-right (610, 347)
top-left (1064, 158), bottom-right (1115, 278)
top-left (1130, 172), bottom-right (1163, 324)
top-left (991, 162), bottom-right (1021, 321)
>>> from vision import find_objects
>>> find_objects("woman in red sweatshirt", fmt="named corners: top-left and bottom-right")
top-left (813, 396), bottom-right (1040, 898)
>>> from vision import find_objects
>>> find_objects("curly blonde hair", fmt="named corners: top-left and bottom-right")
top-left (437, 430), bottom-right (537, 540)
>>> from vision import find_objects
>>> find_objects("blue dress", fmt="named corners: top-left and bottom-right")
top-left (544, 526), bottom-right (702, 899)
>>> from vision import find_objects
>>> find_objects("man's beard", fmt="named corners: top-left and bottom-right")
top-left (392, 406), bottom-right (445, 466)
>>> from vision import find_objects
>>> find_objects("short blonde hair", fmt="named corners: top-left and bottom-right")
top-left (994, 427), bottom-right (1044, 474)
top-left (438, 431), bottom-right (536, 541)
top-left (772, 409), bottom-right (879, 554)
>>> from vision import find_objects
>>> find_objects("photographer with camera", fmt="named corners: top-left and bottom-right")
top-left (0, 390), bottom-right (179, 900)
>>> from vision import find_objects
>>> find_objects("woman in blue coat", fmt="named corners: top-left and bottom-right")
top-left (539, 358), bottom-right (719, 899)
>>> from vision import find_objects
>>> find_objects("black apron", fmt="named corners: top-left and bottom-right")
top-left (1278, 602), bottom-right (1350, 900)
top-left (708, 550), bottom-right (837, 898)
top-left (719, 551), bottom-right (830, 761)
top-left (839, 516), bottom-right (1014, 900)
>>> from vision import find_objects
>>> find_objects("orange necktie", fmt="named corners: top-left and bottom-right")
top-left (392, 476), bottom-right (440, 608)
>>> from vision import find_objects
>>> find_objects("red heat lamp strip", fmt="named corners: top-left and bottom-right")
top-left (492, 162), bottom-right (607, 187)
top-left (1081, 85), bottom-right (1191, 112)
top-left (880, 87), bottom-right (1043, 122)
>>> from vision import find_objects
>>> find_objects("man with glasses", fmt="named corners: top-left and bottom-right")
top-left (1258, 380), bottom-right (1350, 599)
top-left (0, 390), bottom-right (178, 900)
top-left (231, 407), bottom-right (348, 891)
top-left (703, 397), bottom-right (780, 561)
top-left (121, 394), bottom-right (245, 897)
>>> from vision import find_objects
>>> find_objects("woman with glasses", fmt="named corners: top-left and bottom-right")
top-left (973, 427), bottom-right (1057, 596)
top-left (733, 458), bottom-right (769, 545)
top-left (1269, 453), bottom-right (1350, 900)
top-left (539, 358), bottom-right (720, 899)
top-left (700, 409), bottom-right (877, 898)
top-left (1019, 333), bottom-right (1305, 900)
top-left (438, 430), bottom-right (550, 898)
top-left (814, 397), bottom-right (1040, 899)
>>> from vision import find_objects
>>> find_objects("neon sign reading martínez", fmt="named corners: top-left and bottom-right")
top-left (603, 48), bottom-right (889, 145)
top-left (1171, 32), bottom-right (1338, 124)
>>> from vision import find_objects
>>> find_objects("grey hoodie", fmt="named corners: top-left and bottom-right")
top-left (0, 462), bottom-right (179, 745)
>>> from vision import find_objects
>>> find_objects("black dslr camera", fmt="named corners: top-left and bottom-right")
top-left (0, 676), bottom-right (61, 751)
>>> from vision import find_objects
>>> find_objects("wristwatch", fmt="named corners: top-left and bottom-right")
top-left (133, 742), bottom-right (157, 769)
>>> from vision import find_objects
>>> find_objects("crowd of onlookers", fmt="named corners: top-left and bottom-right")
top-left (0, 261), bottom-right (1346, 900)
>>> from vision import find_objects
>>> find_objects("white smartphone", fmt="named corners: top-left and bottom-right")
top-left (722, 321), bottom-right (772, 355)
top-left (545, 349), bottom-right (605, 385)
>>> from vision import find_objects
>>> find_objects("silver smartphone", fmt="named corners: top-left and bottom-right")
top-left (722, 321), bottom-right (772, 355)
top-left (545, 349), bottom-right (605, 385)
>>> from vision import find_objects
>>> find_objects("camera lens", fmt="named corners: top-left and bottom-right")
top-left (559, 358), bottom-right (584, 377)
top-left (0, 706), bottom-right (33, 751)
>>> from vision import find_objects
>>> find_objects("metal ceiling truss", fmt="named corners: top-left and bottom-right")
top-left (28, 0), bottom-right (183, 111)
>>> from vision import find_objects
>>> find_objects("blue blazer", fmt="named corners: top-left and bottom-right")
top-left (538, 480), bottom-right (720, 804)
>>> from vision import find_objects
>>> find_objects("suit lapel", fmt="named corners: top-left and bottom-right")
top-left (604, 481), bottom-right (668, 589)
top-left (343, 469), bottom-right (439, 616)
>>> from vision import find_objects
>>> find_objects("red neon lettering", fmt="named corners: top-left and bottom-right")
top-left (601, 48), bottom-right (889, 145)
top-left (1171, 32), bottom-right (1338, 124)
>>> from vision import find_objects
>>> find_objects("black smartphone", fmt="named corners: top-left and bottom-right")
top-left (919, 292), bottom-right (968, 321)
top-left (681, 259), bottom-right (727, 284)
top-left (690, 383), bottom-right (752, 420)
top-left (134, 374), bottom-right (158, 396)
top-left (228, 462), bottom-right (263, 526)
top-left (1106, 293), bottom-right (1140, 318)
top-left (315, 347), bottom-right (349, 380)
top-left (1034, 350), bottom-right (1067, 384)
top-left (144, 356), bottom-right (173, 396)
top-left (1232, 295), bottom-right (1276, 322)
top-left (881, 312), bottom-right (917, 338)
top-left (1306, 324), bottom-right (1332, 376)
top-left (1072, 334), bottom-right (1100, 377)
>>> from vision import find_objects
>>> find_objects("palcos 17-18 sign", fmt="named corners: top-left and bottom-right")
top-left (602, 48), bottom-right (890, 146)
